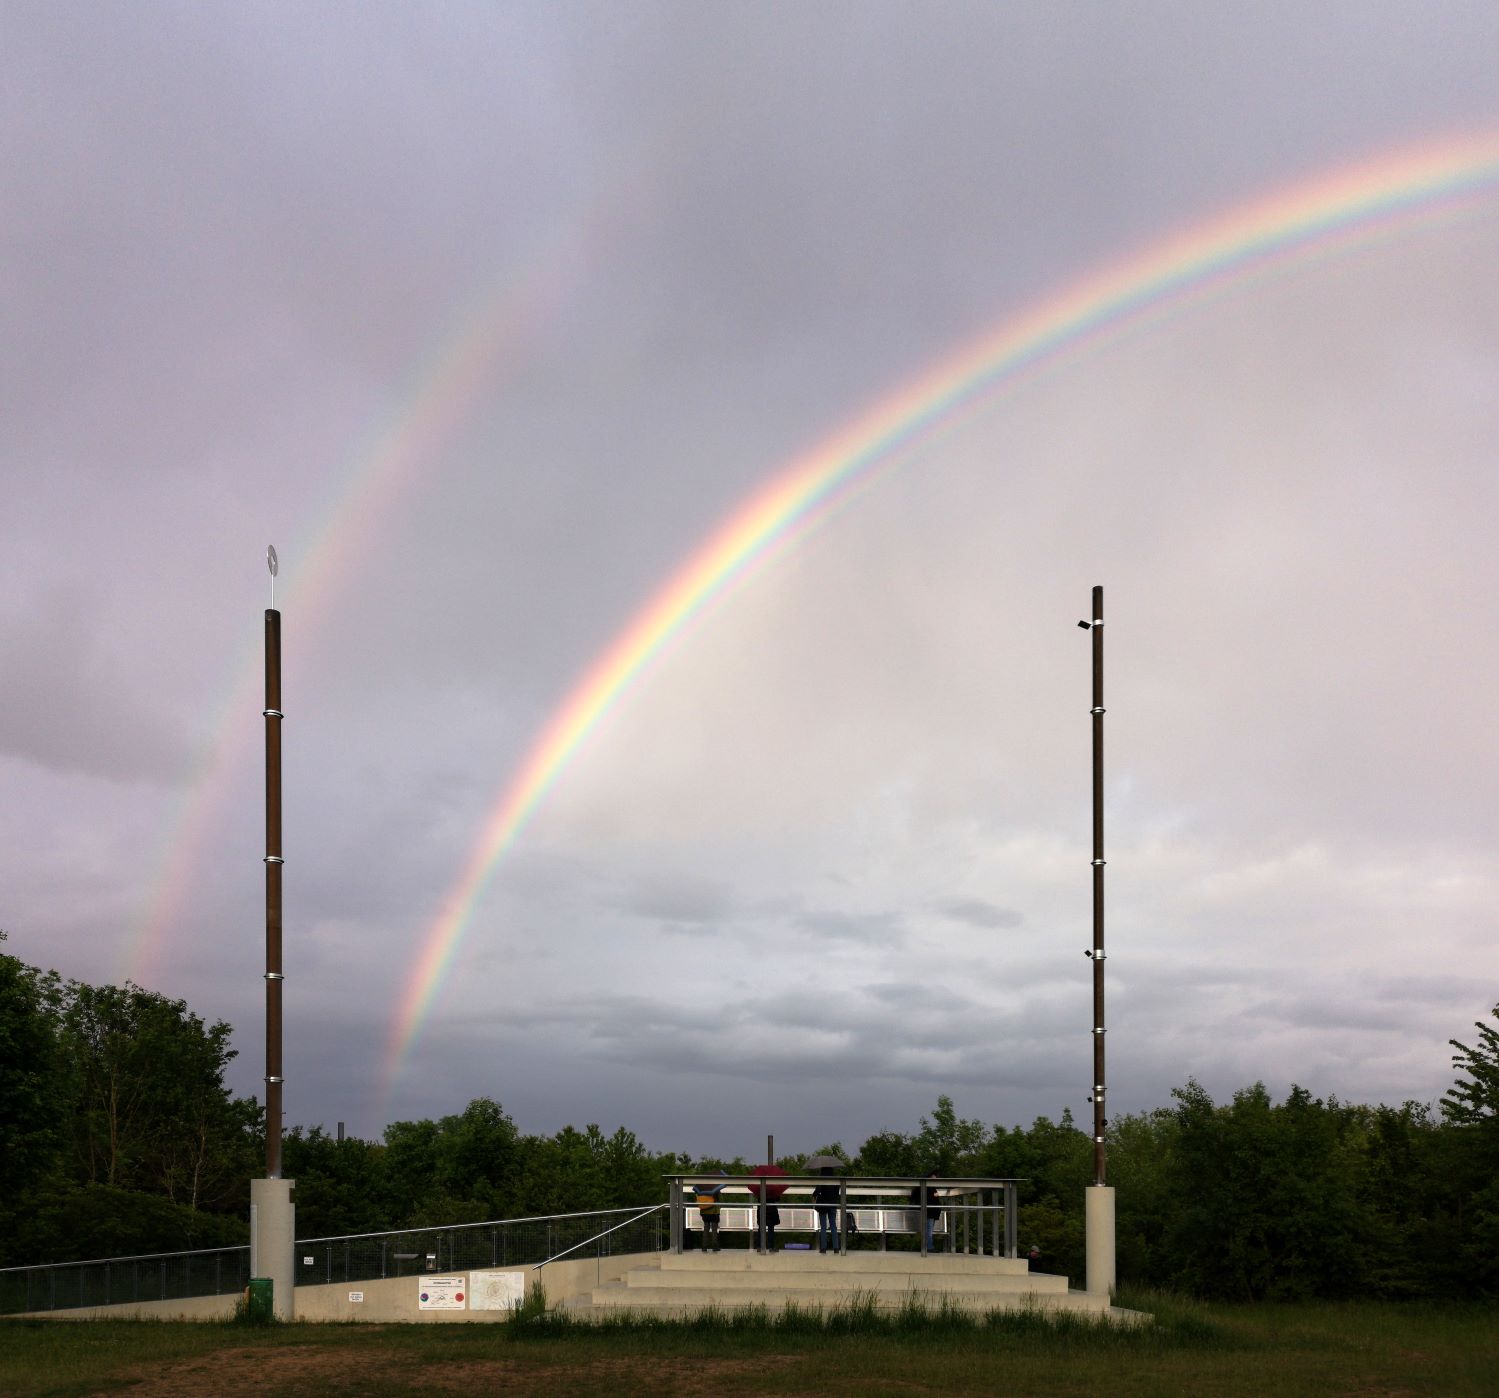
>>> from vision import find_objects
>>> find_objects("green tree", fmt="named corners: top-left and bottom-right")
top-left (914, 1095), bottom-right (987, 1173)
top-left (1441, 1003), bottom-right (1499, 1293)
top-left (283, 1126), bottom-right (390, 1237)
top-left (0, 934), bottom-right (70, 1265)
top-left (853, 1128), bottom-right (917, 1175)
top-left (61, 980), bottom-right (249, 1208)
top-left (1163, 1080), bottom-right (1375, 1300)
top-left (1444, 1003), bottom-right (1499, 1129)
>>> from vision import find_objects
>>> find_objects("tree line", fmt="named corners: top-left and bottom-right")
top-left (2, 934), bottom-right (1494, 1298)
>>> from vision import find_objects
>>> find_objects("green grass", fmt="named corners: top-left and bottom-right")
top-left (3, 1297), bottom-right (1496, 1395)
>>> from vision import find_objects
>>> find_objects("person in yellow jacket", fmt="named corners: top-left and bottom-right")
top-left (696, 1173), bottom-right (726, 1252)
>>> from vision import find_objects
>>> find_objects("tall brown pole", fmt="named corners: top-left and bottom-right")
top-left (1088, 585), bottom-right (1106, 1187)
top-left (264, 607), bottom-right (284, 1178)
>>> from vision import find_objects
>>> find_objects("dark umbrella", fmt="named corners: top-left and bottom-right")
top-left (804, 1154), bottom-right (843, 1174)
top-left (746, 1163), bottom-right (789, 1200)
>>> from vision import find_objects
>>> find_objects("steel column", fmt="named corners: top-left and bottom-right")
top-left (1087, 585), bottom-right (1107, 1186)
top-left (263, 608), bottom-right (285, 1177)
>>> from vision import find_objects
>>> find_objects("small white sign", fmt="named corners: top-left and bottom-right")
top-left (303, 1256), bottom-right (315, 1267)
top-left (470, 1270), bottom-right (527, 1312)
top-left (349, 1291), bottom-right (364, 1303)
top-left (418, 1276), bottom-right (467, 1310)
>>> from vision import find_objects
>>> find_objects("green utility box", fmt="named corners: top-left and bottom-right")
top-left (245, 1277), bottom-right (274, 1323)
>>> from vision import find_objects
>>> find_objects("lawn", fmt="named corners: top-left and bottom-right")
top-left (2, 1293), bottom-right (1495, 1395)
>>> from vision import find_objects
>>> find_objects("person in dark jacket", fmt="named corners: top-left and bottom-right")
top-left (813, 1174), bottom-right (840, 1254)
top-left (908, 1171), bottom-right (941, 1251)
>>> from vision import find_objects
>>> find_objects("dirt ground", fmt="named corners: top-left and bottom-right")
top-left (97, 1343), bottom-right (809, 1397)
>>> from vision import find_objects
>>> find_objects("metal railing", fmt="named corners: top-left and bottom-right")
top-left (532, 1203), bottom-right (667, 1272)
top-left (1, 1205), bottom-right (667, 1315)
top-left (0, 1244), bottom-right (253, 1317)
top-left (292, 1206), bottom-right (664, 1288)
top-left (664, 1174), bottom-right (1024, 1259)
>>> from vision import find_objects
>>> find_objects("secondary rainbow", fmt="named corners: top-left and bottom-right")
top-left (385, 131), bottom-right (1499, 1091)
top-left (119, 213), bottom-right (605, 989)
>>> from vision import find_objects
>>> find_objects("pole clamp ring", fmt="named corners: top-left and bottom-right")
top-left (1092, 619), bottom-right (1104, 627)
top-left (1092, 1027), bottom-right (1106, 1035)
top-left (264, 972), bottom-right (284, 981)
top-left (265, 1075), bottom-right (284, 1084)
top-left (264, 855), bottom-right (284, 865)
top-left (1091, 858), bottom-right (1106, 866)
top-left (1090, 706), bottom-right (1106, 714)
top-left (263, 709), bottom-right (284, 719)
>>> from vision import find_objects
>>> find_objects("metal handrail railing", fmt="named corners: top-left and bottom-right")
top-left (296, 1204), bottom-right (657, 1246)
top-left (663, 1174), bottom-right (1025, 1260)
top-left (0, 1241), bottom-right (248, 1276)
top-left (532, 1202), bottom-right (667, 1271)
top-left (2, 1204), bottom-right (670, 1315)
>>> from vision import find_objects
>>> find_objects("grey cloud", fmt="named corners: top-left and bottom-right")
top-left (933, 898), bottom-right (1023, 930)
top-left (0, 592), bottom-right (185, 783)
top-left (611, 874), bottom-right (738, 928)
top-left (796, 911), bottom-right (908, 946)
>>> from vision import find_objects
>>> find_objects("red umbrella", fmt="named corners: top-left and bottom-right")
top-left (746, 1163), bottom-right (789, 1201)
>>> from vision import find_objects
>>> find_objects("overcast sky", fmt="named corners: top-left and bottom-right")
top-left (4, 1), bottom-right (1499, 1159)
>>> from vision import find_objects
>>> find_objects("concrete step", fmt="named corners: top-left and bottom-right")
top-left (626, 1268), bottom-right (1069, 1296)
top-left (564, 1285), bottom-right (1112, 1320)
top-left (561, 1250), bottom-right (1092, 1325)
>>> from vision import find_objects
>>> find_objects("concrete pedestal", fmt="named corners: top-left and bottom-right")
top-left (1085, 1185), bottom-right (1115, 1297)
top-left (250, 1177), bottom-right (296, 1321)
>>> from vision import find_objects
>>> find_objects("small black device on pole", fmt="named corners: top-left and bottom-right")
top-left (264, 545), bottom-right (285, 1178)
top-left (1079, 585), bottom-right (1106, 1187)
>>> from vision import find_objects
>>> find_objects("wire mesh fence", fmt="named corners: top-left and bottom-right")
top-left (0, 1246), bottom-right (252, 1316)
top-left (292, 1207), bottom-right (665, 1288)
top-left (0, 1206), bottom-right (666, 1315)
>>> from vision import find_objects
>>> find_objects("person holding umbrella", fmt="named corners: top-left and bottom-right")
top-left (747, 1164), bottom-right (787, 1251)
top-left (807, 1155), bottom-right (843, 1255)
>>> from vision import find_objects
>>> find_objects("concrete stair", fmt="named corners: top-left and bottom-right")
top-left (560, 1250), bottom-right (1116, 1321)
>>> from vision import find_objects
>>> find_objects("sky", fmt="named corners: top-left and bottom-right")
top-left (4, 1), bottom-right (1499, 1160)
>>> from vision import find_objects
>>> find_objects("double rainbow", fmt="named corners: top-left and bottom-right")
top-left (394, 133), bottom-right (1499, 1095)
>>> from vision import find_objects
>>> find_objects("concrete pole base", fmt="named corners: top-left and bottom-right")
top-left (1085, 1185), bottom-right (1115, 1297)
top-left (250, 1177), bottom-right (296, 1321)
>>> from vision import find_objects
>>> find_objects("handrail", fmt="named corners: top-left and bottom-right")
top-left (297, 1204), bottom-right (655, 1246)
top-left (0, 1204), bottom-right (663, 1277)
top-left (663, 1174), bottom-right (1028, 1188)
top-left (0, 1241), bottom-right (248, 1275)
top-left (664, 1174), bottom-right (1024, 1260)
top-left (531, 1202), bottom-right (667, 1272)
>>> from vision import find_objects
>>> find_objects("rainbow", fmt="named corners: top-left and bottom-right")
top-left (120, 213), bottom-right (605, 988)
top-left (379, 131), bottom-right (1499, 1094)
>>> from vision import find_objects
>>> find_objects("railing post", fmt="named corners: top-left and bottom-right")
top-left (919, 1180), bottom-right (928, 1258)
top-left (1004, 1182), bottom-right (1017, 1259)
top-left (838, 1178), bottom-right (847, 1257)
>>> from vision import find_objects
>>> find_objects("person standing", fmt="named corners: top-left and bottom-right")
top-left (909, 1171), bottom-right (942, 1252)
top-left (813, 1174), bottom-right (840, 1254)
top-left (695, 1175), bottom-right (724, 1252)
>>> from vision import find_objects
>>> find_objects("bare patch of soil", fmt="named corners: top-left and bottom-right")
top-left (97, 1343), bottom-right (806, 1396)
